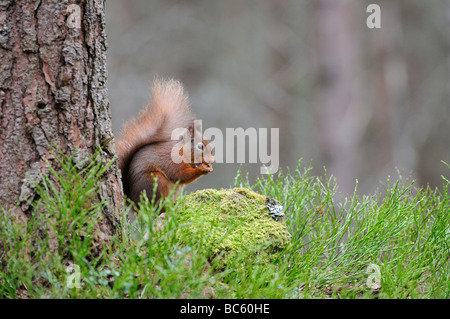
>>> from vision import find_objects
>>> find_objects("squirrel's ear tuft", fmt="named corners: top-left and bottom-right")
top-left (187, 118), bottom-right (195, 135)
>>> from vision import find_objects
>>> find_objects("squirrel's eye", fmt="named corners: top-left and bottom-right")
top-left (196, 143), bottom-right (204, 150)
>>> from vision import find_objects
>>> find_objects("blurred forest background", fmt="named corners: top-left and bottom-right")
top-left (106, 0), bottom-right (450, 197)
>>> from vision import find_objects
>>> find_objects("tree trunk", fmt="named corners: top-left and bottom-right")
top-left (0, 1), bottom-right (122, 237)
top-left (313, 0), bottom-right (365, 194)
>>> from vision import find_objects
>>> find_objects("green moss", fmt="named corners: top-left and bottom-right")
top-left (175, 188), bottom-right (291, 268)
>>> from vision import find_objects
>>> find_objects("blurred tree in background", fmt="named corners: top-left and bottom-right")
top-left (106, 0), bottom-right (449, 196)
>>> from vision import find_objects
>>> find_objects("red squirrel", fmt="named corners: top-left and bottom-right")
top-left (116, 78), bottom-right (214, 206)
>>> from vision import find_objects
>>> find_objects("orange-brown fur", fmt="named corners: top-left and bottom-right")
top-left (116, 78), bottom-right (213, 206)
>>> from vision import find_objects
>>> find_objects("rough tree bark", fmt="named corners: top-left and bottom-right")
top-left (0, 1), bottom-right (123, 237)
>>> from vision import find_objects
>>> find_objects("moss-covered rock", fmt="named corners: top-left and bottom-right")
top-left (175, 188), bottom-right (291, 268)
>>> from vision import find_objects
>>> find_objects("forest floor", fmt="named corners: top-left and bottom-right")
top-left (1, 155), bottom-right (449, 299)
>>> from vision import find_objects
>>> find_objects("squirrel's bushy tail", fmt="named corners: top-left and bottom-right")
top-left (116, 78), bottom-right (193, 174)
